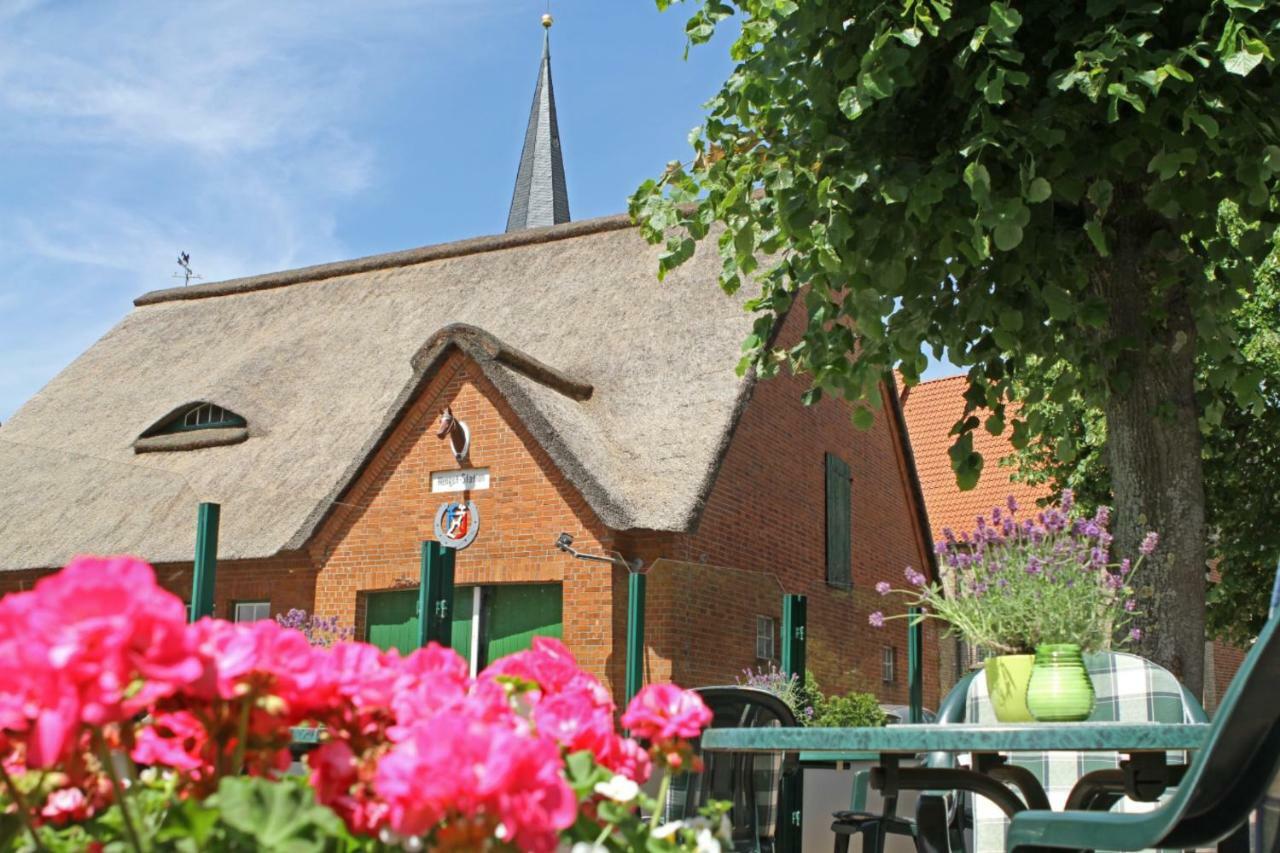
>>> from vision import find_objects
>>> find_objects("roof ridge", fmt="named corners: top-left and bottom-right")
top-left (412, 324), bottom-right (593, 402)
top-left (134, 212), bottom-right (634, 307)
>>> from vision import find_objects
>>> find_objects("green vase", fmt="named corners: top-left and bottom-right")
top-left (983, 654), bottom-right (1036, 722)
top-left (1026, 643), bottom-right (1096, 722)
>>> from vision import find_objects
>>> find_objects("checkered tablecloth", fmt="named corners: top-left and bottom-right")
top-left (963, 652), bottom-right (1203, 853)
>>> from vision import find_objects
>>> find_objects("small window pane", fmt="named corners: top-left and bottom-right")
top-left (234, 601), bottom-right (271, 623)
top-left (882, 646), bottom-right (897, 684)
top-left (756, 616), bottom-right (775, 661)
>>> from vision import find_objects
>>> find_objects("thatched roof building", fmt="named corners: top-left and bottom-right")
top-left (0, 216), bottom-right (758, 571)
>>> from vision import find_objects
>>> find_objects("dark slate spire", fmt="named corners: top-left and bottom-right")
top-left (506, 15), bottom-right (570, 232)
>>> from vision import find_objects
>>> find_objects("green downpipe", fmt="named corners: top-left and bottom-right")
top-left (908, 606), bottom-right (923, 723)
top-left (191, 502), bottom-right (220, 622)
top-left (780, 594), bottom-right (807, 853)
top-left (625, 572), bottom-right (646, 706)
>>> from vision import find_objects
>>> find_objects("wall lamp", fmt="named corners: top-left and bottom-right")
top-left (555, 533), bottom-right (643, 572)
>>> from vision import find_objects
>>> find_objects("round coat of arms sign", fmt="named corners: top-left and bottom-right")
top-left (433, 500), bottom-right (479, 549)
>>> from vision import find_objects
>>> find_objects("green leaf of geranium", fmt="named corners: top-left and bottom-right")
top-left (211, 777), bottom-right (344, 853)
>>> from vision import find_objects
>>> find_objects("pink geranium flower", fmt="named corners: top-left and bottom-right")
top-left (132, 710), bottom-right (209, 773)
top-left (620, 684), bottom-right (712, 744)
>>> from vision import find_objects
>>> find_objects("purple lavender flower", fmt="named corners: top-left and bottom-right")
top-left (1119, 558), bottom-right (1132, 575)
top-left (869, 611), bottom-right (886, 628)
top-left (904, 566), bottom-right (927, 587)
top-left (1060, 488), bottom-right (1074, 513)
top-left (1129, 627), bottom-right (1143, 642)
top-left (1026, 556), bottom-right (1044, 576)
top-left (935, 540), bottom-right (948, 555)
top-left (1105, 572), bottom-right (1124, 590)
top-left (970, 582), bottom-right (989, 596)
top-left (875, 581), bottom-right (891, 596)
top-left (1007, 495), bottom-right (1019, 515)
top-left (991, 506), bottom-right (1003, 524)
top-left (943, 527), bottom-right (956, 543)
top-left (1139, 532), bottom-right (1159, 556)
top-left (1094, 505), bottom-right (1111, 527)
top-left (1124, 599), bottom-right (1137, 612)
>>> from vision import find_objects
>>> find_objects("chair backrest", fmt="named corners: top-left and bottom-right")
top-left (668, 686), bottom-right (799, 851)
top-left (962, 652), bottom-right (1205, 853)
top-left (1162, 573), bottom-right (1280, 847)
top-left (965, 651), bottom-right (1206, 725)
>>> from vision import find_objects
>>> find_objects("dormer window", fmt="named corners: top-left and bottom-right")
top-left (134, 402), bottom-right (249, 453)
top-left (164, 403), bottom-right (246, 433)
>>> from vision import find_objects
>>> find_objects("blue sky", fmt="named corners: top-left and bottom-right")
top-left (0, 0), bottom-right (959, 422)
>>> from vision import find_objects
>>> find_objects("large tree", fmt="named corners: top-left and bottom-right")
top-left (1009, 257), bottom-right (1280, 649)
top-left (631, 0), bottom-right (1280, 689)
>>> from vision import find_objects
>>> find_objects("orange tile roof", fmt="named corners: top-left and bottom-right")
top-left (900, 375), bottom-right (1049, 545)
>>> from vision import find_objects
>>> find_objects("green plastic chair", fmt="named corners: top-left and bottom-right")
top-left (831, 671), bottom-right (978, 852)
top-left (1005, 594), bottom-right (1280, 852)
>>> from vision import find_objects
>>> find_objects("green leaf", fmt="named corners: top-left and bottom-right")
top-left (1026, 177), bottom-right (1052, 203)
top-left (964, 162), bottom-right (991, 201)
top-left (852, 406), bottom-right (875, 429)
top-left (1043, 284), bottom-right (1075, 320)
top-left (987, 2), bottom-right (1023, 38)
top-left (993, 223), bottom-right (1023, 250)
top-left (1223, 48), bottom-right (1265, 76)
top-left (1084, 220), bottom-right (1109, 256)
top-left (1087, 179), bottom-right (1113, 214)
top-left (1188, 111), bottom-right (1220, 138)
top-left (998, 309), bottom-right (1024, 331)
top-left (211, 777), bottom-right (344, 853)
top-left (838, 86), bottom-right (865, 120)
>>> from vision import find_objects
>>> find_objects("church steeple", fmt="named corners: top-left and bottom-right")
top-left (506, 14), bottom-right (570, 232)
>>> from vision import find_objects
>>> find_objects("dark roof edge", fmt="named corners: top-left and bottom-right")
top-left (134, 213), bottom-right (636, 307)
top-left (885, 371), bottom-right (941, 584)
top-left (411, 324), bottom-right (593, 402)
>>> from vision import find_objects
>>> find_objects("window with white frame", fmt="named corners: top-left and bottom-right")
top-left (234, 601), bottom-right (271, 623)
top-left (756, 615), bottom-right (776, 661)
top-left (882, 645), bottom-right (897, 683)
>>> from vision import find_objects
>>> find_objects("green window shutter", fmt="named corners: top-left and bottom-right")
top-left (482, 583), bottom-right (563, 667)
top-left (826, 453), bottom-right (852, 588)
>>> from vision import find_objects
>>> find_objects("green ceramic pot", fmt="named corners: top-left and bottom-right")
top-left (983, 654), bottom-right (1036, 722)
top-left (1026, 643), bottom-right (1096, 722)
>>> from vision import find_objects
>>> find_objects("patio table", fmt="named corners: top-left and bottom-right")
top-left (704, 722), bottom-right (1209, 825)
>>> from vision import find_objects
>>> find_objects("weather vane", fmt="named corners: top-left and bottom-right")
top-left (173, 252), bottom-right (202, 286)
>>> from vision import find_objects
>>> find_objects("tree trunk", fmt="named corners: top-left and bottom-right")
top-left (1094, 243), bottom-right (1206, 696)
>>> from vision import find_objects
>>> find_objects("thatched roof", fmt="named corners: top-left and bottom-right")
top-left (0, 215), bottom-right (758, 571)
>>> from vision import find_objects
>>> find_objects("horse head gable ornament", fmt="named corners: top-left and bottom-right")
top-left (435, 407), bottom-right (471, 463)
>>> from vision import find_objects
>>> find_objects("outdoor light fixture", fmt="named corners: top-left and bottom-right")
top-left (553, 532), bottom-right (643, 572)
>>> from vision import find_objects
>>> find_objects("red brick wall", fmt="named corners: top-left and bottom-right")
top-left (306, 350), bottom-right (626, 695)
top-left (0, 556), bottom-right (317, 624)
top-left (636, 305), bottom-right (947, 708)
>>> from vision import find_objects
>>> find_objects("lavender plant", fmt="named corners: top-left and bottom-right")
top-left (274, 609), bottom-right (355, 648)
top-left (736, 662), bottom-right (817, 723)
top-left (871, 491), bottom-right (1158, 655)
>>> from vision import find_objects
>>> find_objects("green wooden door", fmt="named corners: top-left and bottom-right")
top-left (482, 583), bottom-right (563, 666)
top-left (366, 586), bottom-right (475, 659)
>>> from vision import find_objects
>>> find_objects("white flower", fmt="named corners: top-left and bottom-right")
top-left (569, 844), bottom-right (608, 853)
top-left (402, 836), bottom-right (423, 852)
top-left (695, 828), bottom-right (722, 852)
top-left (593, 774), bottom-right (641, 803)
top-left (653, 820), bottom-right (685, 840)
top-left (717, 814), bottom-right (733, 841)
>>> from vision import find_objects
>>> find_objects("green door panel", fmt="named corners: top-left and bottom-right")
top-left (482, 583), bottom-right (563, 667)
top-left (451, 586), bottom-right (474, 667)
top-left (365, 586), bottom-right (475, 660)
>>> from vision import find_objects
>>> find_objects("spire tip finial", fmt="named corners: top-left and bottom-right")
top-left (541, 13), bottom-right (553, 28)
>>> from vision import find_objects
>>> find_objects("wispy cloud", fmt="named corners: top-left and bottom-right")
top-left (0, 0), bottom-right (496, 420)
